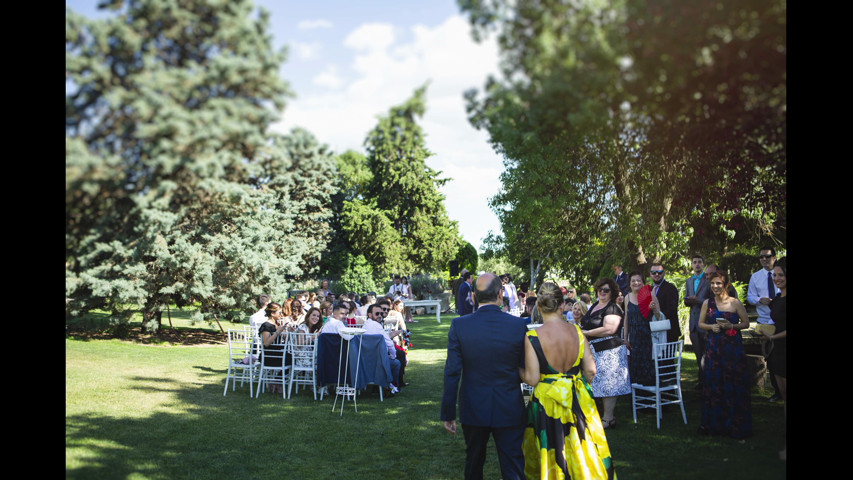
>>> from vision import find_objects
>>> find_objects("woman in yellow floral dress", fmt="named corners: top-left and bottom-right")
top-left (519, 283), bottom-right (616, 479)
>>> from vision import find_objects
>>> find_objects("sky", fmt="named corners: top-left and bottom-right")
top-left (66, 0), bottom-right (506, 252)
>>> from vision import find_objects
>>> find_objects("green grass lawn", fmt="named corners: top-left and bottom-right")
top-left (66, 313), bottom-right (786, 479)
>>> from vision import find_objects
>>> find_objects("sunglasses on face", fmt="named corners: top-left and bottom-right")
top-left (650, 270), bottom-right (663, 275)
top-left (598, 288), bottom-right (611, 293)
top-left (759, 254), bottom-right (774, 259)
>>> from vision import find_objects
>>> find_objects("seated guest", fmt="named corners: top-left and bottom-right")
top-left (386, 299), bottom-right (408, 332)
top-left (319, 301), bottom-right (333, 323)
top-left (357, 295), bottom-right (374, 316)
top-left (570, 299), bottom-right (588, 325)
top-left (249, 294), bottom-right (271, 330)
top-left (287, 298), bottom-right (305, 327)
top-left (345, 300), bottom-right (359, 326)
top-left (320, 302), bottom-right (348, 335)
top-left (363, 304), bottom-right (404, 393)
top-left (258, 302), bottom-right (289, 394)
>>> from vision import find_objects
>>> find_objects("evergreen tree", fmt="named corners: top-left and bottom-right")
top-left (66, 0), bottom-right (334, 330)
top-left (361, 85), bottom-right (462, 275)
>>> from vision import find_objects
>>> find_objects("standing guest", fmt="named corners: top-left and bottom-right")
top-left (521, 295), bottom-right (537, 320)
top-left (623, 272), bottom-right (662, 386)
top-left (613, 264), bottom-right (630, 296)
top-left (747, 246), bottom-right (782, 402)
top-left (400, 276), bottom-right (412, 299)
top-left (501, 274), bottom-right (520, 311)
top-left (705, 264), bottom-right (738, 299)
top-left (580, 278), bottom-right (630, 429)
top-left (319, 279), bottom-right (333, 297)
top-left (364, 304), bottom-right (403, 393)
top-left (580, 293), bottom-right (592, 309)
top-left (697, 269), bottom-right (752, 439)
top-left (451, 268), bottom-right (469, 311)
top-left (308, 292), bottom-right (319, 309)
top-left (400, 276), bottom-right (417, 322)
top-left (258, 302), bottom-right (289, 394)
top-left (759, 257), bottom-right (786, 459)
top-left (441, 273), bottom-right (527, 480)
top-left (456, 271), bottom-right (474, 316)
top-left (249, 294), bottom-right (272, 330)
top-left (684, 254), bottom-right (710, 386)
top-left (565, 286), bottom-right (577, 305)
top-left (649, 262), bottom-right (680, 343)
top-left (519, 282), bottom-right (616, 479)
top-left (387, 274), bottom-right (406, 300)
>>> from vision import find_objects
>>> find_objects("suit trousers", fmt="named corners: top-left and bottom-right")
top-left (689, 329), bottom-right (706, 385)
top-left (461, 423), bottom-right (524, 480)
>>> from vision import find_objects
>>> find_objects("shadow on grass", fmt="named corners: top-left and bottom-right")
top-left (66, 315), bottom-right (786, 480)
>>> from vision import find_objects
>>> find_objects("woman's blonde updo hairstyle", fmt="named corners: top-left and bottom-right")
top-left (536, 282), bottom-right (564, 314)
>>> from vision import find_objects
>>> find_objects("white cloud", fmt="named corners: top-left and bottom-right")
top-left (290, 41), bottom-right (322, 60)
top-left (275, 14), bottom-right (503, 249)
top-left (297, 19), bottom-right (333, 30)
top-left (343, 23), bottom-right (397, 52)
top-left (313, 64), bottom-right (345, 89)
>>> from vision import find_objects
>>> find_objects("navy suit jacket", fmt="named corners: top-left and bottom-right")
top-left (440, 304), bottom-right (527, 428)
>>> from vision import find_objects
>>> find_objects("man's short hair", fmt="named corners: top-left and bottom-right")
top-left (376, 297), bottom-right (391, 307)
top-left (759, 246), bottom-right (776, 256)
top-left (367, 304), bottom-right (383, 316)
top-left (691, 254), bottom-right (704, 263)
top-left (334, 302), bottom-right (349, 313)
top-left (462, 271), bottom-right (472, 281)
top-left (256, 294), bottom-right (271, 308)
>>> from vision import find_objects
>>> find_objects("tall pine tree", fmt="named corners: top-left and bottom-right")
top-left (66, 0), bottom-right (336, 330)
top-left (359, 86), bottom-right (461, 276)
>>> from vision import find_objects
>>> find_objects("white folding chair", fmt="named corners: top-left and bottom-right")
top-left (510, 307), bottom-right (522, 317)
top-left (223, 329), bottom-right (260, 396)
top-left (255, 331), bottom-right (291, 399)
top-left (631, 340), bottom-right (687, 428)
top-left (288, 332), bottom-right (319, 399)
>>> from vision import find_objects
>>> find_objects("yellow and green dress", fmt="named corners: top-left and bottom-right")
top-left (522, 326), bottom-right (617, 479)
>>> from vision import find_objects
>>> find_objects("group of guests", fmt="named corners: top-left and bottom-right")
top-left (442, 249), bottom-right (788, 478)
top-left (248, 282), bottom-right (416, 397)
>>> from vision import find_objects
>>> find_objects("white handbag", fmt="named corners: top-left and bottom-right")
top-left (648, 312), bottom-right (671, 332)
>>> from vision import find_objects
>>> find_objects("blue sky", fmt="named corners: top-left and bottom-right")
top-left (66, 0), bottom-right (505, 251)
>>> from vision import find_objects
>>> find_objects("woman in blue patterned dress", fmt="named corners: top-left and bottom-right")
top-left (697, 269), bottom-right (752, 438)
top-left (580, 278), bottom-right (630, 429)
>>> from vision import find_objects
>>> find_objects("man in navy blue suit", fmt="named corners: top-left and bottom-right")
top-left (440, 273), bottom-right (527, 480)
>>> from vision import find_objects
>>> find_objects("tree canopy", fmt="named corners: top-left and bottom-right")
top-left (459, 0), bottom-right (785, 285)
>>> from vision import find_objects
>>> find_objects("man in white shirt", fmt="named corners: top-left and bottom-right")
top-left (363, 304), bottom-right (402, 394)
top-left (387, 275), bottom-right (405, 300)
top-left (249, 294), bottom-right (271, 330)
top-left (747, 246), bottom-right (782, 402)
top-left (320, 302), bottom-right (348, 335)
